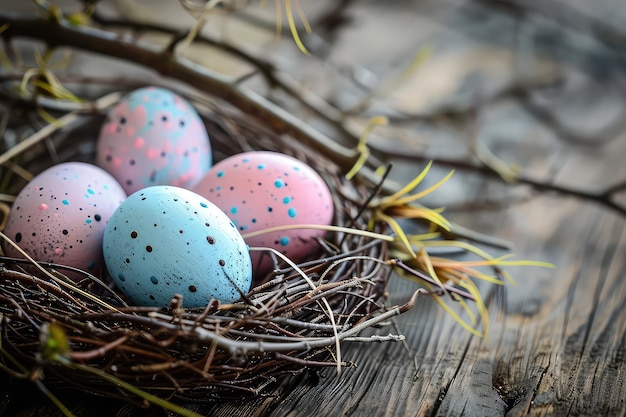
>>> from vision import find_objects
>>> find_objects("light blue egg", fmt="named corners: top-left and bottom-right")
top-left (103, 186), bottom-right (252, 307)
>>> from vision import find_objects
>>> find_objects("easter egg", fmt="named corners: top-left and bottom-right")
top-left (2, 162), bottom-right (127, 275)
top-left (102, 186), bottom-right (252, 307)
top-left (96, 86), bottom-right (212, 194)
top-left (193, 151), bottom-right (334, 276)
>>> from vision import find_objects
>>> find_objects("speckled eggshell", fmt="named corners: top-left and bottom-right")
top-left (102, 186), bottom-right (252, 307)
top-left (193, 151), bottom-right (334, 276)
top-left (96, 86), bottom-right (212, 194)
top-left (2, 162), bottom-right (127, 275)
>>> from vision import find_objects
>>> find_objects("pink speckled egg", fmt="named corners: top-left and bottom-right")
top-left (2, 162), bottom-right (127, 276)
top-left (96, 86), bottom-right (212, 194)
top-left (193, 151), bottom-right (334, 277)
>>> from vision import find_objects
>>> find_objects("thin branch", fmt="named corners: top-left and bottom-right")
top-left (602, 180), bottom-right (626, 198)
top-left (193, 289), bottom-right (423, 354)
top-left (88, 11), bottom-right (358, 151)
top-left (371, 150), bottom-right (626, 217)
top-left (0, 11), bottom-right (361, 173)
top-left (0, 91), bottom-right (121, 167)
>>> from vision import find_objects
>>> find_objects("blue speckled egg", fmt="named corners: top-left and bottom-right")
top-left (2, 162), bottom-right (127, 277)
top-left (103, 186), bottom-right (252, 307)
top-left (96, 86), bottom-right (212, 194)
top-left (193, 151), bottom-right (334, 277)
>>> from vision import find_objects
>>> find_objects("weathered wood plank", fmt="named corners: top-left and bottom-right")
top-left (238, 199), bottom-right (622, 417)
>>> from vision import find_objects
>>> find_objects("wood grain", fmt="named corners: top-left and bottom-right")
top-left (240, 197), bottom-right (626, 417)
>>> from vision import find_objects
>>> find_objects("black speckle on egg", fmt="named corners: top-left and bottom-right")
top-left (62, 229), bottom-right (69, 235)
top-left (131, 231), bottom-right (138, 239)
top-left (207, 236), bottom-right (215, 244)
top-left (94, 214), bottom-right (102, 222)
top-left (120, 117), bottom-right (127, 125)
top-left (188, 285), bottom-right (197, 293)
top-left (125, 258), bottom-right (130, 264)
top-left (126, 180), bottom-right (133, 186)
top-left (219, 259), bottom-right (226, 266)
top-left (130, 159), bottom-right (136, 166)
top-left (14, 233), bottom-right (22, 243)
top-left (149, 295), bottom-right (155, 301)
top-left (146, 245), bottom-right (153, 252)
top-left (179, 119), bottom-right (186, 127)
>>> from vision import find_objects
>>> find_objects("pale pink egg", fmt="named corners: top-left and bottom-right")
top-left (96, 86), bottom-right (212, 194)
top-left (193, 151), bottom-right (334, 277)
top-left (2, 162), bottom-right (127, 277)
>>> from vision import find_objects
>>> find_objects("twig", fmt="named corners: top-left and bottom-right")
top-left (369, 148), bottom-right (626, 217)
top-left (193, 289), bottom-right (423, 354)
top-left (0, 11), bottom-right (361, 173)
top-left (0, 91), bottom-right (121, 168)
top-left (343, 334), bottom-right (405, 343)
top-left (89, 12), bottom-right (354, 143)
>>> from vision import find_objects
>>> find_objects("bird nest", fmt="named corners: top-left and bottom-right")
top-left (0, 89), bottom-right (426, 413)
